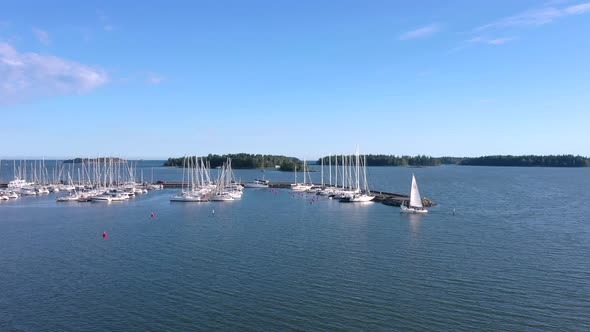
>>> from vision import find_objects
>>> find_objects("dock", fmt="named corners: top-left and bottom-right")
top-left (156, 181), bottom-right (437, 207)
top-left (0, 181), bottom-right (437, 207)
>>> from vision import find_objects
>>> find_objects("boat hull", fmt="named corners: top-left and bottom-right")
top-left (170, 196), bottom-right (208, 202)
top-left (210, 194), bottom-right (234, 201)
top-left (346, 195), bottom-right (375, 202)
top-left (243, 183), bottom-right (269, 188)
top-left (400, 205), bottom-right (428, 214)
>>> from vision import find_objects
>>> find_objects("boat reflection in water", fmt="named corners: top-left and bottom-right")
top-left (401, 213), bottom-right (425, 236)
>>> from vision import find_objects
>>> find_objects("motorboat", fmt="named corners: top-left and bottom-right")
top-left (243, 178), bottom-right (270, 188)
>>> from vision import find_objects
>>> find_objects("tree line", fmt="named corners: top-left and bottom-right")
top-left (458, 155), bottom-right (590, 167)
top-left (164, 153), bottom-right (304, 171)
top-left (317, 154), bottom-right (590, 167)
top-left (317, 155), bottom-right (462, 166)
top-left (165, 154), bottom-right (590, 169)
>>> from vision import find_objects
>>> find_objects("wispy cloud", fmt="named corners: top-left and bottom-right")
top-left (146, 72), bottom-right (164, 84)
top-left (32, 27), bottom-right (50, 45)
top-left (0, 42), bottom-right (109, 105)
top-left (399, 24), bottom-right (440, 40)
top-left (97, 9), bottom-right (108, 22)
top-left (476, 1), bottom-right (590, 30)
top-left (468, 36), bottom-right (518, 45)
top-left (564, 2), bottom-right (590, 14)
top-left (97, 9), bottom-right (115, 32)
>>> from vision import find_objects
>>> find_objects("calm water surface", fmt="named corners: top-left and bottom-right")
top-left (1, 161), bottom-right (589, 331)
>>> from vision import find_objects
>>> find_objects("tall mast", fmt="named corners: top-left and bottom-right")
top-left (355, 146), bottom-right (360, 192)
top-left (328, 154), bottom-right (332, 187)
top-left (334, 155), bottom-right (338, 188)
top-left (321, 156), bottom-right (324, 187)
top-left (363, 155), bottom-right (369, 192)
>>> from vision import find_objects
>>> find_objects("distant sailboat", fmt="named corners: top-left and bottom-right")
top-left (400, 174), bottom-right (428, 214)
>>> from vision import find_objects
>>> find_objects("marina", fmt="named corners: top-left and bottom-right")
top-left (1, 151), bottom-right (437, 209)
top-left (3, 1), bottom-right (589, 330)
top-left (0, 180), bottom-right (435, 206)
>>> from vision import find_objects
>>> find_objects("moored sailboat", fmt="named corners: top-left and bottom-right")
top-left (291, 160), bottom-right (312, 192)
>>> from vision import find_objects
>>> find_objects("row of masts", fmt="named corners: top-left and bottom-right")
top-left (170, 156), bottom-right (243, 202)
top-left (1, 158), bottom-right (161, 201)
top-left (294, 146), bottom-right (375, 202)
top-left (4, 158), bottom-right (152, 187)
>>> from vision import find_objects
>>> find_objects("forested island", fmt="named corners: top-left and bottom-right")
top-left (164, 154), bottom-right (304, 171)
top-left (317, 154), bottom-right (590, 167)
top-left (459, 155), bottom-right (590, 167)
top-left (164, 154), bottom-right (590, 169)
top-left (317, 155), bottom-right (460, 167)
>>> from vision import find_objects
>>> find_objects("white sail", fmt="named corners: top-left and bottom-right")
top-left (409, 174), bottom-right (423, 208)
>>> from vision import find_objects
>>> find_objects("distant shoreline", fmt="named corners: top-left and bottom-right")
top-left (316, 154), bottom-right (590, 168)
top-left (5, 154), bottom-right (589, 168)
top-left (62, 157), bottom-right (127, 164)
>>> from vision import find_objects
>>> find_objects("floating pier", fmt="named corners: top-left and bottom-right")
top-left (1, 181), bottom-right (437, 207)
top-left (156, 181), bottom-right (437, 207)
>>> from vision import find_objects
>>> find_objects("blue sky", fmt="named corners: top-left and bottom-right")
top-left (1, 0), bottom-right (589, 159)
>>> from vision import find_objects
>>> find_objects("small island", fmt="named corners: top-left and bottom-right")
top-left (164, 153), bottom-right (304, 171)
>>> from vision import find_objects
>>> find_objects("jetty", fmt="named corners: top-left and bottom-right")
top-left (1, 180), bottom-right (437, 207)
top-left (154, 181), bottom-right (437, 207)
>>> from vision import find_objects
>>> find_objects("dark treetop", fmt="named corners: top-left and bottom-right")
top-left (164, 154), bottom-right (304, 171)
top-left (317, 154), bottom-right (590, 167)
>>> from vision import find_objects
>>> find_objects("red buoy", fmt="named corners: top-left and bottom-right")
top-left (103, 232), bottom-right (108, 239)
top-left (150, 213), bottom-right (155, 218)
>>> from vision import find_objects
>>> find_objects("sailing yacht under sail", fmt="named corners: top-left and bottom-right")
top-left (400, 174), bottom-right (428, 214)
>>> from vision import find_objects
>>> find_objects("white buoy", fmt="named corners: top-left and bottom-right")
top-left (453, 208), bottom-right (456, 216)
top-left (212, 209), bottom-right (215, 215)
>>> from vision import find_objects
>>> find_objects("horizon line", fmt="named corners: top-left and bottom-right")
top-left (1, 153), bottom-right (589, 161)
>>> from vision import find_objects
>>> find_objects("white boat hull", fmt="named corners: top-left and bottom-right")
top-left (170, 195), bottom-right (207, 202)
top-left (243, 183), bottom-right (269, 188)
top-left (57, 197), bottom-right (80, 202)
top-left (109, 195), bottom-right (128, 202)
top-left (400, 205), bottom-right (428, 214)
top-left (210, 193), bottom-right (235, 201)
top-left (291, 184), bottom-right (312, 192)
top-left (91, 196), bottom-right (112, 202)
top-left (347, 194), bottom-right (375, 202)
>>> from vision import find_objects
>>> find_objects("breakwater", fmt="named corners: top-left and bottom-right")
top-left (1, 181), bottom-right (437, 207)
top-left (157, 181), bottom-right (437, 207)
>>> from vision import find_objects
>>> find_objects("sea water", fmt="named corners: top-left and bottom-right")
top-left (1, 162), bottom-right (589, 331)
